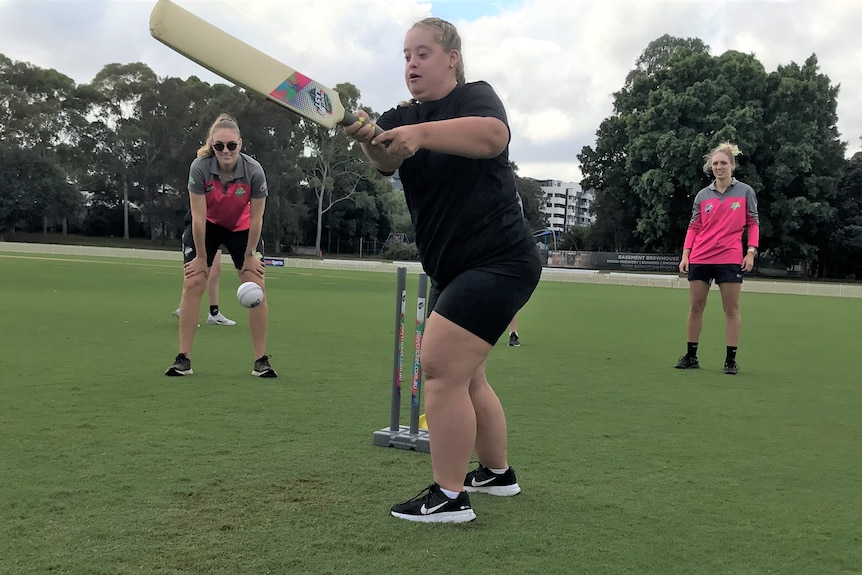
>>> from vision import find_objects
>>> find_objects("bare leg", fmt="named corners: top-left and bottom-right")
top-left (686, 281), bottom-right (710, 343)
top-left (469, 361), bottom-right (509, 469)
top-left (508, 316), bottom-right (517, 334)
top-left (718, 282), bottom-right (742, 346)
top-left (421, 312), bottom-right (493, 493)
top-left (179, 270), bottom-right (207, 355)
top-left (206, 249), bottom-right (222, 307)
top-left (239, 269), bottom-right (268, 359)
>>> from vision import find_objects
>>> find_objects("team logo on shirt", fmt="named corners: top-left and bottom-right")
top-left (705, 203), bottom-right (713, 213)
top-left (731, 201), bottom-right (741, 210)
top-left (205, 183), bottom-right (214, 193)
top-left (235, 186), bottom-right (246, 197)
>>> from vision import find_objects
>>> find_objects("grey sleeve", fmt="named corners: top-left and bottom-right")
top-left (746, 185), bottom-right (759, 224)
top-left (250, 164), bottom-right (269, 199)
top-left (688, 191), bottom-right (702, 226)
top-left (188, 160), bottom-right (207, 195)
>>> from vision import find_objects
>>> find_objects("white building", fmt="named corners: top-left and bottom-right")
top-left (536, 179), bottom-right (595, 232)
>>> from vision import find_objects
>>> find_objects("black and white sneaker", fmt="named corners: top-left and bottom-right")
top-left (508, 332), bottom-right (521, 347)
top-left (252, 354), bottom-right (278, 378)
top-left (165, 353), bottom-right (192, 376)
top-left (675, 355), bottom-right (700, 369)
top-left (464, 464), bottom-right (521, 496)
top-left (390, 483), bottom-right (476, 523)
top-left (724, 359), bottom-right (739, 375)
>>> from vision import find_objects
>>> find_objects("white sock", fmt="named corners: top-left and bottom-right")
top-left (440, 487), bottom-right (461, 499)
top-left (489, 467), bottom-right (509, 475)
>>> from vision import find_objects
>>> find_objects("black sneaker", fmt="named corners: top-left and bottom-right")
top-left (390, 483), bottom-right (476, 523)
top-left (165, 353), bottom-right (192, 376)
top-left (508, 332), bottom-right (521, 347)
top-left (724, 359), bottom-right (739, 375)
top-left (252, 354), bottom-right (278, 378)
top-left (675, 355), bottom-right (700, 369)
top-left (464, 464), bottom-right (521, 496)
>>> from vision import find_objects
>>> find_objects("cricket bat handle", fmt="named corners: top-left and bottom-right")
top-left (342, 111), bottom-right (385, 139)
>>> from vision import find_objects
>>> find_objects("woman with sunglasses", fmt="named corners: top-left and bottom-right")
top-left (165, 113), bottom-right (277, 378)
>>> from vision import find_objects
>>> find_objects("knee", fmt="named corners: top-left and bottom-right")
top-left (419, 351), bottom-right (446, 382)
top-left (418, 346), bottom-right (461, 385)
top-left (239, 270), bottom-right (264, 288)
top-left (184, 274), bottom-right (207, 295)
top-left (689, 302), bottom-right (706, 315)
top-left (724, 306), bottom-right (740, 320)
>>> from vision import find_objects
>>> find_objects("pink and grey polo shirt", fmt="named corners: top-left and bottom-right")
top-left (188, 152), bottom-right (268, 232)
top-left (684, 178), bottom-right (759, 265)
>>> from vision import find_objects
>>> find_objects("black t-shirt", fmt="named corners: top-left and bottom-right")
top-left (377, 81), bottom-right (535, 285)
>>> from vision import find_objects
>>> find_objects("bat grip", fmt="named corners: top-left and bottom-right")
top-left (342, 111), bottom-right (384, 139)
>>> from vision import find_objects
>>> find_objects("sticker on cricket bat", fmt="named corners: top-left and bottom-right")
top-left (269, 72), bottom-right (334, 120)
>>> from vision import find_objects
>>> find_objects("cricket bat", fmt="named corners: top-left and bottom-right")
top-left (149, 0), bottom-right (377, 134)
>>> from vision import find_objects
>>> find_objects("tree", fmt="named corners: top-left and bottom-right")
top-left (578, 115), bottom-right (638, 251)
top-left (0, 55), bottom-right (87, 233)
top-left (558, 225), bottom-right (598, 251)
top-left (238, 93), bottom-right (305, 253)
top-left (81, 63), bottom-right (161, 239)
top-left (300, 82), bottom-right (374, 255)
top-left (579, 36), bottom-right (845, 264)
top-left (0, 147), bottom-right (79, 235)
top-left (759, 55), bottom-right (846, 268)
top-left (824, 151), bottom-right (862, 278)
top-left (377, 181), bottom-right (411, 235)
top-left (0, 55), bottom-right (82, 151)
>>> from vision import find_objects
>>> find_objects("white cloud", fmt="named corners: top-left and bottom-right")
top-left (0, 0), bottom-right (859, 184)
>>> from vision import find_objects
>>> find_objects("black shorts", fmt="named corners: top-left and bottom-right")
top-left (182, 220), bottom-right (264, 270)
top-left (688, 263), bottom-right (743, 284)
top-left (427, 247), bottom-right (543, 345)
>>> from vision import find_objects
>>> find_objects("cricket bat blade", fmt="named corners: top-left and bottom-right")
top-left (149, 0), bottom-right (366, 130)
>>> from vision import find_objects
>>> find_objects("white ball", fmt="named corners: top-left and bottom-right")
top-left (236, 281), bottom-right (265, 308)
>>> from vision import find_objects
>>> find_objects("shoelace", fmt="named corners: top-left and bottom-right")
top-left (398, 483), bottom-right (437, 505)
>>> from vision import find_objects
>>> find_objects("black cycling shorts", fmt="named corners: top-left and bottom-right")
top-left (427, 247), bottom-right (542, 345)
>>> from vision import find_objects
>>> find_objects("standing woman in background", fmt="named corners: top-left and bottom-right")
top-left (345, 17), bottom-right (542, 523)
top-left (676, 142), bottom-right (759, 375)
top-left (165, 113), bottom-right (277, 378)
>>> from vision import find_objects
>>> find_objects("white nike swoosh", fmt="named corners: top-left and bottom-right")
top-left (420, 501), bottom-right (448, 515)
top-left (471, 477), bottom-right (497, 487)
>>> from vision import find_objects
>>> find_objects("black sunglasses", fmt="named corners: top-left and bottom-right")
top-left (213, 141), bottom-right (238, 152)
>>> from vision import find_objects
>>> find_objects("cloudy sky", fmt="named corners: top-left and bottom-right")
top-left (1, 0), bottom-right (860, 184)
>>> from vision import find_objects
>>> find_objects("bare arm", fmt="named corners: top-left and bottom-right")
top-left (241, 197), bottom-right (267, 279)
top-left (360, 140), bottom-right (402, 174)
top-left (346, 112), bottom-right (508, 170)
top-left (183, 192), bottom-right (209, 278)
top-left (342, 112), bottom-right (401, 174)
top-left (246, 197), bottom-right (265, 255)
top-left (378, 116), bottom-right (509, 160)
top-left (189, 193), bottom-right (207, 253)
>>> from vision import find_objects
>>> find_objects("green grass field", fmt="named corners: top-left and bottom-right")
top-left (0, 253), bottom-right (859, 575)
